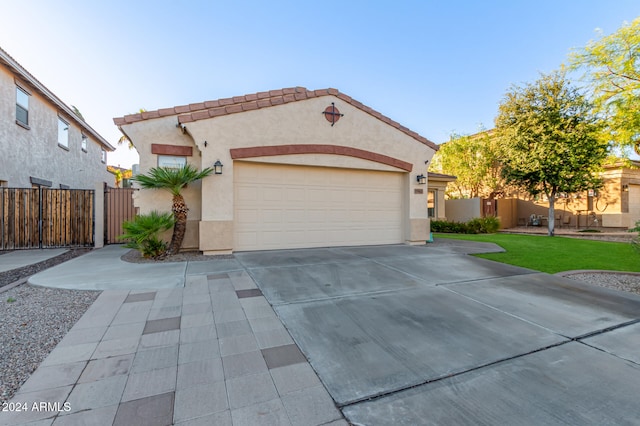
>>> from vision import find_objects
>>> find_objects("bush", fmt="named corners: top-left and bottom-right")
top-left (467, 216), bottom-right (501, 234)
top-left (431, 220), bottom-right (468, 233)
top-left (630, 220), bottom-right (640, 253)
top-left (432, 216), bottom-right (500, 234)
top-left (119, 211), bottom-right (175, 258)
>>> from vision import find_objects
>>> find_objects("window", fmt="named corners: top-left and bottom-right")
top-left (81, 135), bottom-right (88, 152)
top-left (101, 148), bottom-right (107, 163)
top-left (16, 87), bottom-right (29, 126)
top-left (58, 117), bottom-right (69, 148)
top-left (428, 190), bottom-right (437, 218)
top-left (158, 155), bottom-right (186, 169)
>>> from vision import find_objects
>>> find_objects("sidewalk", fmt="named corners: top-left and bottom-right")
top-left (0, 249), bottom-right (67, 273)
top-left (1, 247), bottom-right (346, 425)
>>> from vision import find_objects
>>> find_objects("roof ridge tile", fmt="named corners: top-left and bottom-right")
top-left (113, 86), bottom-right (438, 150)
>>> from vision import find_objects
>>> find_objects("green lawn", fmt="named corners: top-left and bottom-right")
top-left (435, 233), bottom-right (640, 274)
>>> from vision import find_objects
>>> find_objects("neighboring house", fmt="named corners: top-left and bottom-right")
top-left (436, 128), bottom-right (640, 229)
top-left (512, 160), bottom-right (640, 229)
top-left (114, 87), bottom-right (438, 254)
top-left (598, 160), bottom-right (640, 228)
top-left (427, 172), bottom-right (456, 220)
top-left (107, 165), bottom-right (133, 188)
top-left (0, 46), bottom-right (114, 189)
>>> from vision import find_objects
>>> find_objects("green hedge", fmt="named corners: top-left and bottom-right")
top-left (431, 216), bottom-right (500, 234)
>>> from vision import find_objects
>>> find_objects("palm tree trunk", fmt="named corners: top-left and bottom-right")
top-left (168, 194), bottom-right (188, 254)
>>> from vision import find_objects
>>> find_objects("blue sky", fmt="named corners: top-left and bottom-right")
top-left (2, 1), bottom-right (639, 168)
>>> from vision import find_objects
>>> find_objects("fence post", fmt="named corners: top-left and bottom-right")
top-left (38, 186), bottom-right (43, 249)
top-left (94, 182), bottom-right (105, 248)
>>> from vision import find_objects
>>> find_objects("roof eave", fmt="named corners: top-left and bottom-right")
top-left (113, 87), bottom-right (438, 151)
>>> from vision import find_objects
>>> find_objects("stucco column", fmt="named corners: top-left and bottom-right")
top-left (407, 171), bottom-right (430, 245)
top-left (198, 147), bottom-right (234, 254)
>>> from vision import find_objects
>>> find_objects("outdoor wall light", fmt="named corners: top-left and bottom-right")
top-left (623, 184), bottom-right (629, 192)
top-left (213, 160), bottom-right (223, 175)
top-left (416, 174), bottom-right (427, 185)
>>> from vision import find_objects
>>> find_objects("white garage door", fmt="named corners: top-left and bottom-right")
top-left (234, 162), bottom-right (404, 251)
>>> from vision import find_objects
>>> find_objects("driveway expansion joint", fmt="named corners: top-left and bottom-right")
top-left (337, 339), bottom-right (572, 409)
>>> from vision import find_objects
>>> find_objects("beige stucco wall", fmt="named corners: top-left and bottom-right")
top-left (445, 198), bottom-right (482, 222)
top-left (121, 95), bottom-right (436, 252)
top-left (0, 66), bottom-right (112, 189)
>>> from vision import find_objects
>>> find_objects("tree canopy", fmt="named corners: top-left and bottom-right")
top-left (495, 71), bottom-right (608, 236)
top-left (570, 17), bottom-right (640, 153)
top-left (429, 130), bottom-right (505, 199)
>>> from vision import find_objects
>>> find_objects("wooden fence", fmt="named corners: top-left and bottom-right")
top-left (1, 188), bottom-right (94, 250)
top-left (104, 187), bottom-right (136, 244)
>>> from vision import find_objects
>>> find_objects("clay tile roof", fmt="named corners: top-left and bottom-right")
top-left (112, 86), bottom-right (437, 150)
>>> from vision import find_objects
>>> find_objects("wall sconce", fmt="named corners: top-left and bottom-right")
top-left (213, 160), bottom-right (223, 175)
top-left (416, 174), bottom-right (427, 185)
top-left (622, 184), bottom-right (629, 192)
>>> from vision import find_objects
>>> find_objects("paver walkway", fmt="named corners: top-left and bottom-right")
top-left (2, 272), bottom-right (346, 425)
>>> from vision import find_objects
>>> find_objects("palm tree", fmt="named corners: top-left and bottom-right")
top-left (117, 109), bottom-right (146, 150)
top-left (133, 164), bottom-right (213, 255)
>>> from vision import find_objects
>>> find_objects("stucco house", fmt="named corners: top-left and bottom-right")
top-left (511, 160), bottom-right (640, 229)
top-left (426, 172), bottom-right (456, 220)
top-left (0, 46), bottom-right (114, 189)
top-left (114, 87), bottom-right (438, 254)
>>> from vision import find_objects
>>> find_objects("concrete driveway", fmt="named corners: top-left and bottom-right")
top-left (235, 240), bottom-right (640, 425)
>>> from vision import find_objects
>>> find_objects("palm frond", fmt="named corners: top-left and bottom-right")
top-left (133, 164), bottom-right (214, 196)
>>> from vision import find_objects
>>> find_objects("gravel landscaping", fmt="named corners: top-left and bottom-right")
top-left (563, 272), bottom-right (640, 295)
top-left (0, 249), bottom-right (100, 404)
top-left (0, 284), bottom-right (99, 404)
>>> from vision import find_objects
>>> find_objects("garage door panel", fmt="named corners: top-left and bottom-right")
top-left (236, 185), bottom-right (259, 203)
top-left (284, 210), bottom-right (306, 224)
top-left (236, 209), bottom-right (259, 225)
top-left (285, 188), bottom-right (306, 202)
top-left (234, 163), bottom-right (404, 251)
top-left (262, 209), bottom-right (283, 224)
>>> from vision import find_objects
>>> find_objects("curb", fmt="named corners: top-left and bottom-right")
top-left (0, 277), bottom-right (29, 294)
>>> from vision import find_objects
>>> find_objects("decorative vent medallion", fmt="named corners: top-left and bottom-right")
top-left (322, 103), bottom-right (344, 126)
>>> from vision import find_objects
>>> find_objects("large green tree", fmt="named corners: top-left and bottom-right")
top-left (133, 164), bottom-right (213, 255)
top-left (570, 18), bottom-right (640, 154)
top-left (430, 130), bottom-right (504, 198)
top-left (495, 72), bottom-right (608, 236)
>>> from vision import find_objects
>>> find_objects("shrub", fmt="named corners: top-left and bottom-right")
top-left (467, 216), bottom-right (501, 234)
top-left (432, 216), bottom-right (500, 234)
top-left (119, 211), bottom-right (175, 258)
top-left (431, 220), bottom-right (468, 233)
top-left (630, 220), bottom-right (640, 253)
